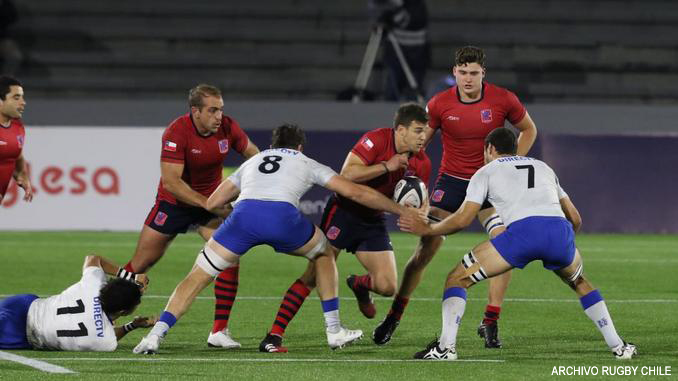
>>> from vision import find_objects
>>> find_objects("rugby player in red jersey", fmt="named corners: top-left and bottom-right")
top-left (0, 75), bottom-right (32, 204)
top-left (373, 46), bottom-right (538, 348)
top-left (122, 84), bottom-right (259, 349)
top-left (258, 103), bottom-right (431, 353)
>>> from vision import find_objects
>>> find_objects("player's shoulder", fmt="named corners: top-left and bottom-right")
top-left (358, 127), bottom-right (392, 148)
top-left (165, 114), bottom-right (192, 134)
top-left (428, 87), bottom-right (457, 108)
top-left (220, 114), bottom-right (238, 132)
top-left (484, 82), bottom-right (519, 101)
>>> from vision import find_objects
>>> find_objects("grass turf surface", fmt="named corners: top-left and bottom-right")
top-left (1, 231), bottom-right (677, 380)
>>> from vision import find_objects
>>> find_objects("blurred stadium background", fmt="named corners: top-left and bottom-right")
top-left (1, 0), bottom-right (677, 378)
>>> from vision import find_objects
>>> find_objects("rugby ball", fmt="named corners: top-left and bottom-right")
top-left (393, 176), bottom-right (427, 208)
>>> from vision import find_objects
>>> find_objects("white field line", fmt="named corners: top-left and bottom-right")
top-left (0, 350), bottom-right (76, 373)
top-left (2, 295), bottom-right (674, 304)
top-left (32, 357), bottom-right (505, 363)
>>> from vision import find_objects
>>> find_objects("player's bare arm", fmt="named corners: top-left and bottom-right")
top-left (83, 255), bottom-right (150, 291)
top-left (513, 111), bottom-right (537, 156)
top-left (325, 174), bottom-right (410, 217)
top-left (160, 161), bottom-right (209, 208)
top-left (340, 152), bottom-right (407, 183)
top-left (205, 179), bottom-right (240, 213)
top-left (400, 200), bottom-right (480, 236)
top-left (114, 315), bottom-right (158, 340)
top-left (559, 197), bottom-right (582, 232)
top-left (12, 153), bottom-right (33, 202)
top-left (241, 139), bottom-right (260, 159)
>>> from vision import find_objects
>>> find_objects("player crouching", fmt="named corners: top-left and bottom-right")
top-left (399, 128), bottom-right (636, 361)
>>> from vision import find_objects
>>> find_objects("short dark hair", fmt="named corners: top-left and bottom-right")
top-left (0, 76), bottom-right (22, 101)
top-left (394, 102), bottom-right (428, 129)
top-left (99, 278), bottom-right (142, 316)
top-left (271, 123), bottom-right (306, 149)
top-left (454, 46), bottom-right (486, 68)
top-left (485, 128), bottom-right (517, 155)
top-left (188, 84), bottom-right (222, 109)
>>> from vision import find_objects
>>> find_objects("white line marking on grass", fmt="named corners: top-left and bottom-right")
top-left (35, 357), bottom-right (504, 363)
top-left (0, 350), bottom-right (76, 373)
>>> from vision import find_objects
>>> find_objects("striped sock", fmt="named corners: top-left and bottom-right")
top-left (211, 266), bottom-right (239, 333)
top-left (439, 287), bottom-right (467, 349)
top-left (580, 289), bottom-right (623, 349)
top-left (388, 295), bottom-right (410, 321)
top-left (123, 262), bottom-right (135, 273)
top-left (321, 297), bottom-right (340, 334)
top-left (482, 305), bottom-right (501, 325)
top-left (270, 279), bottom-right (311, 337)
top-left (353, 274), bottom-right (372, 291)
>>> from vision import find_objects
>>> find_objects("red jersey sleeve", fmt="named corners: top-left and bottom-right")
top-left (160, 124), bottom-right (187, 164)
top-left (351, 130), bottom-right (386, 165)
top-left (504, 89), bottom-right (527, 125)
top-left (426, 94), bottom-right (442, 130)
top-left (225, 117), bottom-right (249, 154)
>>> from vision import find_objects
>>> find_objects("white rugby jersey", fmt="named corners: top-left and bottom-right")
top-left (228, 148), bottom-right (337, 208)
top-left (465, 156), bottom-right (568, 226)
top-left (26, 267), bottom-right (117, 351)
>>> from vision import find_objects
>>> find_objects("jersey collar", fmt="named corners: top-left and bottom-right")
top-left (455, 82), bottom-right (485, 105)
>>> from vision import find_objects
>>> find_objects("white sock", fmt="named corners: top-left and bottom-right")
top-left (324, 310), bottom-right (340, 334)
top-left (439, 287), bottom-right (467, 349)
top-left (580, 290), bottom-right (623, 350)
top-left (149, 321), bottom-right (170, 338)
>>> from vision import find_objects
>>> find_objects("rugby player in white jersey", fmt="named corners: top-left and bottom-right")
top-left (398, 128), bottom-right (636, 361)
top-left (0, 255), bottom-right (155, 351)
top-left (134, 124), bottom-right (421, 354)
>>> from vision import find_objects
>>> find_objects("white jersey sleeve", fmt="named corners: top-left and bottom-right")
top-left (464, 166), bottom-right (490, 206)
top-left (26, 267), bottom-right (117, 352)
top-left (231, 148), bottom-right (338, 208)
top-left (555, 175), bottom-right (569, 200)
top-left (475, 156), bottom-right (566, 226)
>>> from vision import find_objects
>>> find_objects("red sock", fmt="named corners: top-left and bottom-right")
top-left (270, 279), bottom-right (311, 337)
top-left (388, 295), bottom-right (409, 321)
top-left (211, 266), bottom-right (239, 333)
top-left (353, 274), bottom-right (372, 291)
top-left (123, 262), bottom-right (135, 273)
top-left (482, 304), bottom-right (501, 325)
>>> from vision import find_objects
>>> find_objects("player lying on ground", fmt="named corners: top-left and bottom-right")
top-left (258, 103), bottom-right (431, 353)
top-left (0, 255), bottom-right (155, 351)
top-left (398, 128), bottom-right (636, 361)
top-left (134, 124), bottom-right (420, 354)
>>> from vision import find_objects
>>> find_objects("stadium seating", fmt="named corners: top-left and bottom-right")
top-left (11, 0), bottom-right (678, 102)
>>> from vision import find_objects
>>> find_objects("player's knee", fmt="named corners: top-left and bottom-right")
top-left (305, 234), bottom-right (329, 261)
top-left (373, 276), bottom-right (397, 296)
top-left (461, 251), bottom-right (489, 284)
top-left (559, 261), bottom-right (584, 290)
top-left (194, 246), bottom-right (236, 277)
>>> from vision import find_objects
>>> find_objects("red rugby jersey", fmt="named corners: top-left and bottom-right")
top-left (427, 82), bottom-right (526, 179)
top-left (337, 127), bottom-right (431, 217)
top-left (157, 113), bottom-right (249, 205)
top-left (0, 119), bottom-right (25, 198)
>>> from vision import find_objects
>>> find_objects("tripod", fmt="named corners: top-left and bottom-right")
top-left (352, 25), bottom-right (425, 103)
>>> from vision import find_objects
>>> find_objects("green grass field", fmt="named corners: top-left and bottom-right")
top-left (1, 231), bottom-right (676, 380)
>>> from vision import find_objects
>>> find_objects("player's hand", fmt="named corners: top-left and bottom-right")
top-left (210, 203), bottom-right (233, 219)
top-left (384, 153), bottom-right (409, 172)
top-left (132, 315), bottom-right (158, 328)
top-left (398, 207), bottom-right (432, 236)
top-left (16, 176), bottom-right (33, 202)
top-left (134, 274), bottom-right (150, 293)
